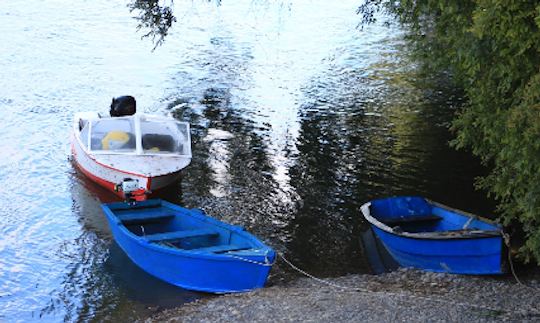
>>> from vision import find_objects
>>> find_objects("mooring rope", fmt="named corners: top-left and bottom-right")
top-left (226, 254), bottom-right (275, 267)
top-left (277, 252), bottom-right (540, 318)
top-left (502, 232), bottom-right (525, 286)
top-left (278, 252), bottom-right (362, 291)
top-left (502, 231), bottom-right (540, 293)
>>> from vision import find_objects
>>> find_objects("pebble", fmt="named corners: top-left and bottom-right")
top-left (145, 269), bottom-right (540, 322)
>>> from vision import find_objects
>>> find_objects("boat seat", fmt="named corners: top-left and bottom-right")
top-left (382, 214), bottom-right (442, 226)
top-left (145, 229), bottom-right (219, 242)
top-left (119, 212), bottom-right (174, 225)
top-left (142, 134), bottom-right (175, 152)
top-left (189, 244), bottom-right (251, 254)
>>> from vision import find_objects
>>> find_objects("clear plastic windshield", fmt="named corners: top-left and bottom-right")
top-left (140, 117), bottom-right (190, 155)
top-left (90, 118), bottom-right (136, 152)
top-left (86, 115), bottom-right (190, 155)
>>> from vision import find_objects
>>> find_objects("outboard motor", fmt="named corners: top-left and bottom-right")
top-left (114, 178), bottom-right (149, 203)
top-left (110, 96), bottom-right (136, 117)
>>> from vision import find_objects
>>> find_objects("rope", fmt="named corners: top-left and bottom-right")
top-left (223, 249), bottom-right (276, 267)
top-left (502, 231), bottom-right (540, 292)
top-left (278, 253), bottom-right (363, 291)
top-left (226, 254), bottom-right (275, 267)
top-left (502, 232), bottom-right (525, 286)
top-left (277, 252), bottom-right (540, 318)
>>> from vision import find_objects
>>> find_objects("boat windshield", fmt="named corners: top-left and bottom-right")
top-left (87, 115), bottom-right (190, 155)
top-left (140, 116), bottom-right (190, 155)
top-left (90, 118), bottom-right (136, 152)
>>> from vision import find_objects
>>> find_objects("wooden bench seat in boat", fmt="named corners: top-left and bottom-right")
top-left (190, 244), bottom-right (251, 254)
top-left (118, 212), bottom-right (174, 225)
top-left (382, 214), bottom-right (442, 226)
top-left (144, 229), bottom-right (219, 242)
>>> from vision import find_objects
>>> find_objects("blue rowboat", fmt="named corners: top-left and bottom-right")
top-left (360, 196), bottom-right (506, 275)
top-left (101, 199), bottom-right (275, 293)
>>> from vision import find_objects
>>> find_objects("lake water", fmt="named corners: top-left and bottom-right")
top-left (0, 0), bottom-right (493, 321)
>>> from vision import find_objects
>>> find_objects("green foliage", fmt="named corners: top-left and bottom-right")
top-left (359, 0), bottom-right (540, 262)
top-left (128, 0), bottom-right (221, 49)
top-left (129, 0), bottom-right (177, 49)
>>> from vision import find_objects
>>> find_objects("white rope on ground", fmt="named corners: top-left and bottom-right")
top-left (278, 252), bottom-right (365, 291)
top-left (277, 252), bottom-right (540, 318)
top-left (226, 254), bottom-right (275, 267)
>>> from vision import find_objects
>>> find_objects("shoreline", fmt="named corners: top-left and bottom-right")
top-left (145, 268), bottom-right (540, 322)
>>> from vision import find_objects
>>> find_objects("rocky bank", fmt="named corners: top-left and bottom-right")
top-left (145, 267), bottom-right (540, 322)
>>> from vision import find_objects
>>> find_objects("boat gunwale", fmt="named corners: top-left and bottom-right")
top-left (360, 198), bottom-right (503, 240)
top-left (101, 199), bottom-right (275, 262)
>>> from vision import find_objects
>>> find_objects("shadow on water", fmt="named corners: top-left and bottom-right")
top-left (360, 228), bottom-right (399, 274)
top-left (104, 242), bottom-right (204, 308)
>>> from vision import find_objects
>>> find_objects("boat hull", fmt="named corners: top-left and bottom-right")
top-left (361, 196), bottom-right (506, 275)
top-left (371, 227), bottom-right (504, 274)
top-left (101, 200), bottom-right (275, 293)
top-left (72, 138), bottom-right (181, 198)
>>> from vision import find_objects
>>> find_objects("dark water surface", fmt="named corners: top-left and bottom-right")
top-left (0, 0), bottom-right (494, 321)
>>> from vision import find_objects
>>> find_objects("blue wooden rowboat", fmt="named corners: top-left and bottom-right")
top-left (101, 199), bottom-right (275, 293)
top-left (360, 196), bottom-right (506, 275)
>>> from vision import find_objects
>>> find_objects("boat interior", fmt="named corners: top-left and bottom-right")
top-left (77, 114), bottom-right (190, 155)
top-left (113, 203), bottom-right (257, 254)
top-left (370, 197), bottom-right (500, 234)
top-left (381, 214), bottom-right (443, 234)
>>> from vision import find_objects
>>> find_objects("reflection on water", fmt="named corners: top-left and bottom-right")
top-left (0, 0), bottom-right (494, 321)
top-left (360, 228), bottom-right (399, 274)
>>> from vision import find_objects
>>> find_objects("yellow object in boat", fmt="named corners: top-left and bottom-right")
top-left (102, 131), bottom-right (129, 150)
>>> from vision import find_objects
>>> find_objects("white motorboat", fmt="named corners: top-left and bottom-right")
top-left (71, 112), bottom-right (191, 200)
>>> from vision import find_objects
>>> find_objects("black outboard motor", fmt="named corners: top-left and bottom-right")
top-left (110, 96), bottom-right (136, 117)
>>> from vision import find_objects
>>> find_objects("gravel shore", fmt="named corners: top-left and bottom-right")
top-left (146, 267), bottom-right (540, 322)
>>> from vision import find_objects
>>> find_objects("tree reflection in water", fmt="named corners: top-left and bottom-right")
top-left (126, 0), bottom-right (493, 280)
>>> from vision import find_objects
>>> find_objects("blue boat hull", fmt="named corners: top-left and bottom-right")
top-left (102, 200), bottom-right (275, 293)
top-left (361, 196), bottom-right (506, 275)
top-left (372, 227), bottom-right (504, 274)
